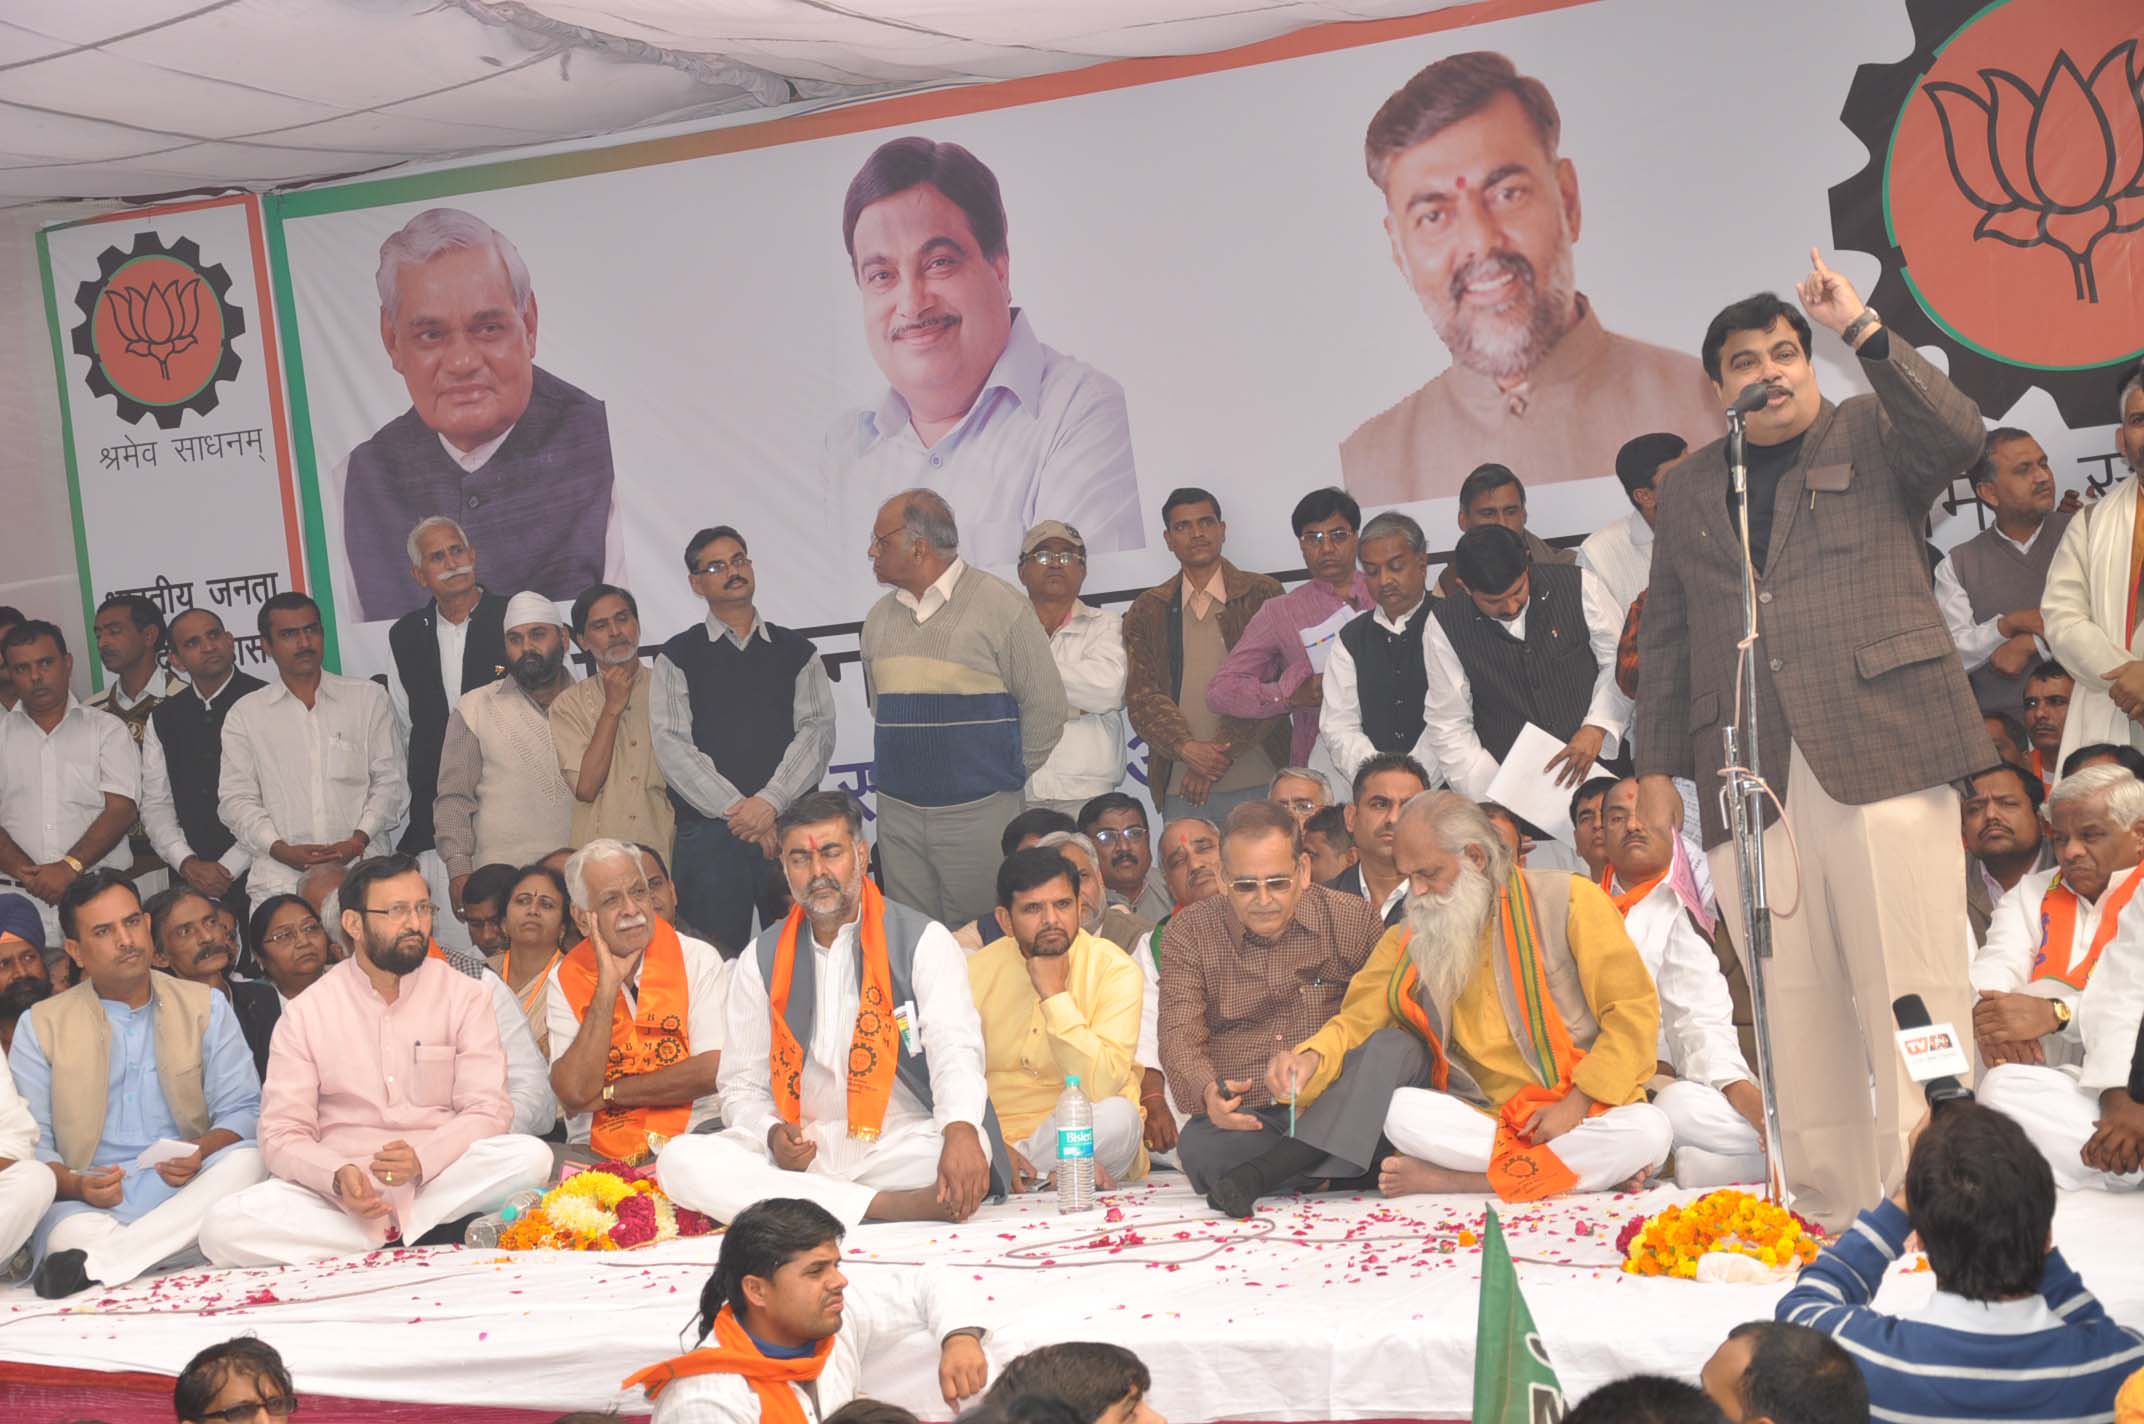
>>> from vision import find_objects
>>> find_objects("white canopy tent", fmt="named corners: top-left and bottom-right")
top-left (0, 0), bottom-right (1460, 663)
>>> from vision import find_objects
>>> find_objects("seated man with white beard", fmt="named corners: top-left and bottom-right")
top-left (1601, 777), bottom-right (1766, 1187)
top-left (1970, 765), bottom-right (2144, 1072)
top-left (657, 791), bottom-right (1008, 1225)
top-left (1274, 792), bottom-right (1669, 1202)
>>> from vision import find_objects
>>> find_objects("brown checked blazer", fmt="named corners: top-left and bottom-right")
top-left (1123, 558), bottom-right (1288, 801)
top-left (1634, 337), bottom-right (1988, 850)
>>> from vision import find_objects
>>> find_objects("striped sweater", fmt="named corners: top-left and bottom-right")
top-left (1777, 1200), bottom-right (2144, 1423)
top-left (861, 563), bottom-right (1068, 807)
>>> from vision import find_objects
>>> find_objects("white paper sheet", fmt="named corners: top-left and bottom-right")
top-left (132, 1138), bottom-right (197, 1172)
top-left (1484, 722), bottom-right (1579, 846)
top-left (1297, 606), bottom-right (1354, 675)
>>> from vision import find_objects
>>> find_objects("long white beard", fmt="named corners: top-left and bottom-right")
top-left (1404, 861), bottom-right (1497, 1024)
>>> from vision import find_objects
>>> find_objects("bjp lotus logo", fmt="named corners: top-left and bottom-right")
top-left (1829, 0), bottom-right (2144, 427)
top-left (1924, 41), bottom-right (2144, 304)
top-left (70, 230), bottom-right (245, 429)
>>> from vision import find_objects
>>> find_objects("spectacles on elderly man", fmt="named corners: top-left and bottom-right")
top-left (1023, 550), bottom-right (1085, 568)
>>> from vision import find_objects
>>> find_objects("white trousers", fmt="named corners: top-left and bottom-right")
top-left (1654, 1079), bottom-right (1764, 1156)
top-left (1981, 1064), bottom-right (2144, 1193)
top-left (1014, 1098), bottom-right (1143, 1181)
top-left (46, 1146), bottom-right (264, 1287)
top-left (658, 1121), bottom-right (953, 1228)
top-left (0, 1159), bottom-right (58, 1264)
top-left (200, 1134), bottom-right (551, 1267)
top-left (1383, 1089), bottom-right (1673, 1193)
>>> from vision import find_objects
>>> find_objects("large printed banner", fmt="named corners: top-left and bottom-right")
top-left (38, 195), bottom-right (304, 686)
top-left (256, 0), bottom-right (2139, 799)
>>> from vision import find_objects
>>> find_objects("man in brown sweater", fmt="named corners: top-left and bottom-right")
top-left (1123, 487), bottom-right (1289, 824)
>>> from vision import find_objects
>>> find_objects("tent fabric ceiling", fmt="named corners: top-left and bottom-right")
top-left (0, 0), bottom-right (1458, 204)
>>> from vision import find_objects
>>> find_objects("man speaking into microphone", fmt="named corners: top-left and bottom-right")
top-left (1635, 249), bottom-right (1988, 1228)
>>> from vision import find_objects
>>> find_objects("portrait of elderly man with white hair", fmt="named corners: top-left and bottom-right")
top-left (1250, 790), bottom-right (1669, 1213)
top-left (335, 206), bottom-right (621, 623)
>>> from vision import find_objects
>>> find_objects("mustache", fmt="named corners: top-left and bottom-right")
top-left (440, 563), bottom-right (475, 581)
top-left (1449, 250), bottom-right (1536, 305)
top-left (805, 875), bottom-right (845, 899)
top-left (892, 313), bottom-right (959, 341)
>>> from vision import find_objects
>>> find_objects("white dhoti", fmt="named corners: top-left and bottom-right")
top-left (44, 1145), bottom-right (264, 1287)
top-left (1383, 1089), bottom-right (1673, 1193)
top-left (1013, 1098), bottom-right (1143, 1182)
top-left (1654, 1078), bottom-right (1767, 1187)
top-left (1980, 1064), bottom-right (2144, 1193)
top-left (0, 1160), bottom-right (58, 1268)
top-left (658, 1117), bottom-right (963, 1228)
top-left (200, 1134), bottom-right (552, 1267)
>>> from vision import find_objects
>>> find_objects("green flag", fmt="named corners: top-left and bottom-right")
top-left (1472, 1205), bottom-right (1566, 1424)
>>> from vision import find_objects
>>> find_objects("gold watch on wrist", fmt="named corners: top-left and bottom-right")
top-left (59, 855), bottom-right (84, 875)
top-left (602, 1081), bottom-right (617, 1106)
top-left (2051, 998), bottom-right (2073, 1029)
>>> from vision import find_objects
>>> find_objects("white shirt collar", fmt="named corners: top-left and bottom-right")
top-left (438, 426), bottom-right (514, 474)
top-left (894, 558), bottom-right (966, 622)
top-left (704, 610), bottom-right (772, 646)
top-left (1629, 510), bottom-right (1655, 550)
top-left (1912, 1289), bottom-right (2064, 1336)
top-left (1372, 597), bottom-right (1427, 634)
top-left (866, 310), bottom-right (1045, 449)
top-left (8, 693), bottom-right (86, 731)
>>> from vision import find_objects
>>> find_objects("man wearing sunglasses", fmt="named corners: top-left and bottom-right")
top-left (1155, 800), bottom-right (1386, 1216)
top-left (175, 1336), bottom-right (298, 1424)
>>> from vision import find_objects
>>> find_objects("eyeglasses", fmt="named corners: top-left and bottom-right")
top-left (694, 553), bottom-right (751, 578)
top-left (1299, 529), bottom-right (1354, 547)
top-left (1227, 875), bottom-right (1298, 896)
top-left (197, 1396), bottom-right (300, 1423)
top-left (1022, 550), bottom-right (1085, 568)
top-left (261, 919), bottom-right (325, 950)
top-left (1091, 826), bottom-right (1149, 847)
top-left (867, 527), bottom-right (905, 554)
top-left (1274, 798), bottom-right (1321, 814)
top-left (355, 900), bottom-right (436, 923)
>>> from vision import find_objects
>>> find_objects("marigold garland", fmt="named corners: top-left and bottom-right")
top-left (1619, 1189), bottom-right (1823, 1280)
top-left (496, 1161), bottom-right (718, 1252)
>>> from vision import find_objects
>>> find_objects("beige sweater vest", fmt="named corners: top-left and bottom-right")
top-left (460, 679), bottom-right (575, 867)
top-left (27, 972), bottom-right (214, 1170)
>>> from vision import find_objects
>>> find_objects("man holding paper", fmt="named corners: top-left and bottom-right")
top-left (1421, 524), bottom-right (1631, 808)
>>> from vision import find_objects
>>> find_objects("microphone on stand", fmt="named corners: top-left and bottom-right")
top-left (1892, 994), bottom-right (1975, 1112)
top-left (1727, 380), bottom-right (1780, 417)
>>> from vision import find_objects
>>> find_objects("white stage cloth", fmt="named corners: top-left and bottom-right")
top-left (4, 1182), bottom-right (2140, 1418)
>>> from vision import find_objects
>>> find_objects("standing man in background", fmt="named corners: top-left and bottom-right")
top-left (1017, 520), bottom-right (1127, 818)
top-left (386, 516), bottom-right (507, 952)
top-left (1935, 428), bottom-right (2070, 717)
top-left (655, 526), bottom-right (835, 952)
top-left (1580, 433), bottom-right (1686, 618)
top-left (861, 491), bottom-right (1065, 926)
top-left (142, 610), bottom-right (264, 911)
top-left (88, 593), bottom-right (181, 891)
top-left (550, 583), bottom-right (673, 858)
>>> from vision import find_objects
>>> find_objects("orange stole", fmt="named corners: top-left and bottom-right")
top-left (557, 921), bottom-right (694, 1162)
top-left (1484, 872), bottom-right (1607, 1203)
top-left (622, 1303), bottom-right (833, 1416)
top-left (1600, 867), bottom-right (1667, 918)
top-left (2034, 861), bottom-right (2144, 991)
top-left (767, 878), bottom-right (900, 1141)
top-left (1385, 945), bottom-right (1452, 1093)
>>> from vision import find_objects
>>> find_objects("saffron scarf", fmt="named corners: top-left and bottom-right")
top-left (2034, 861), bottom-right (2144, 991)
top-left (558, 920), bottom-right (694, 1162)
top-left (1385, 948), bottom-right (1453, 1093)
top-left (622, 1303), bottom-right (833, 1416)
top-left (767, 878), bottom-right (899, 1141)
top-left (1599, 866), bottom-right (1668, 918)
top-left (1484, 870), bottom-right (1606, 1203)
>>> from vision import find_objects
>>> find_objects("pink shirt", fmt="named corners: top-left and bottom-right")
top-left (260, 956), bottom-right (512, 1207)
top-left (1205, 573), bottom-right (1374, 764)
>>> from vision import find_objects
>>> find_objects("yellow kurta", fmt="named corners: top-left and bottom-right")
top-left (1292, 874), bottom-right (1659, 1114)
top-left (966, 928), bottom-right (1149, 1179)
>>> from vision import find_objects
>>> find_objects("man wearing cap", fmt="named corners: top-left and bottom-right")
top-left (1018, 520), bottom-right (1128, 817)
top-left (1580, 433), bottom-right (1686, 619)
top-left (434, 592), bottom-right (578, 918)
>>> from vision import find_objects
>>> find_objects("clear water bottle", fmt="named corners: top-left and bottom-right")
top-left (465, 1188), bottom-right (545, 1248)
top-left (1056, 1074), bottom-right (1096, 1214)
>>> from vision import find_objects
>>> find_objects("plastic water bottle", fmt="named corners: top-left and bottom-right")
top-left (1056, 1075), bottom-right (1096, 1214)
top-left (465, 1188), bottom-right (545, 1248)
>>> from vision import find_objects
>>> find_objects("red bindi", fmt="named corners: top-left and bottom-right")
top-left (1454, 176), bottom-right (1467, 190)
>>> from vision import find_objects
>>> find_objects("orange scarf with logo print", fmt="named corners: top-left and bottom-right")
top-left (558, 920), bottom-right (694, 1162)
top-left (2034, 860), bottom-right (2144, 991)
top-left (622, 1303), bottom-right (833, 1416)
top-left (767, 877), bottom-right (900, 1141)
top-left (1483, 871), bottom-right (1608, 1202)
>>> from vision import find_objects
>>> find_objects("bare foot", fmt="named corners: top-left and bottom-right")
top-left (1615, 1169), bottom-right (1650, 1193)
top-left (865, 1186), bottom-right (959, 1222)
top-left (1378, 1155), bottom-right (1488, 1197)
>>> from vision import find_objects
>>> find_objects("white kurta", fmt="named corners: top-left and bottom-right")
top-left (2042, 475), bottom-right (2144, 768)
top-left (1967, 865), bottom-right (2126, 1070)
top-left (543, 932), bottom-right (733, 1143)
top-left (648, 1270), bottom-right (978, 1424)
top-left (1575, 508), bottom-right (1654, 618)
top-left (1617, 874), bottom-right (1751, 1091)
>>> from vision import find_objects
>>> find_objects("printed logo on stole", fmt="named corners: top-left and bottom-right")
top-left (69, 231), bottom-right (245, 429)
top-left (1830, 0), bottom-right (2144, 433)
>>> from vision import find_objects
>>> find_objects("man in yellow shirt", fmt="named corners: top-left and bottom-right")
top-left (968, 847), bottom-right (1148, 1189)
top-left (1269, 791), bottom-right (1669, 1202)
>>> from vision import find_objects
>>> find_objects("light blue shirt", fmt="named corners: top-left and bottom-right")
top-left (10, 988), bottom-right (260, 1255)
top-left (827, 309), bottom-right (1144, 569)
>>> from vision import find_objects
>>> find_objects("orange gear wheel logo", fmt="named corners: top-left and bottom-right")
top-left (69, 231), bottom-right (245, 430)
top-left (1830, 0), bottom-right (2144, 425)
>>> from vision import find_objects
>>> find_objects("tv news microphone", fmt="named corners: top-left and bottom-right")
top-left (1893, 994), bottom-right (1974, 1112)
top-left (1727, 380), bottom-right (1779, 417)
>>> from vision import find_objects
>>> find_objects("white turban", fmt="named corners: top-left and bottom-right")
top-left (502, 590), bottom-right (562, 633)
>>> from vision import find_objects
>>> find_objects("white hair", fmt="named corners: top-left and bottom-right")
top-left (1270, 767), bottom-right (1332, 800)
top-left (2120, 363), bottom-right (2144, 426)
top-left (1034, 829), bottom-right (1101, 866)
top-left (376, 207), bottom-right (533, 322)
top-left (2048, 764), bottom-right (2144, 827)
top-left (1398, 789), bottom-right (1514, 886)
top-left (405, 514), bottom-right (468, 569)
top-left (893, 488), bottom-right (960, 554)
top-left (564, 837), bottom-right (643, 910)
